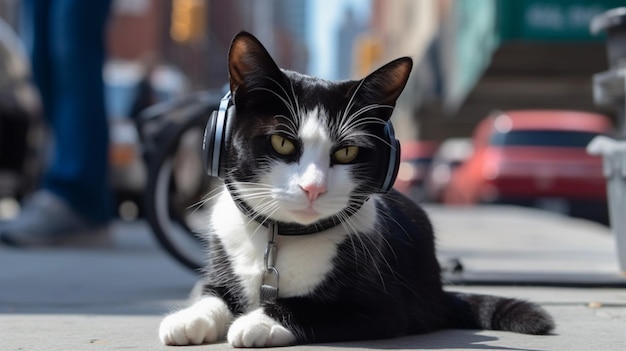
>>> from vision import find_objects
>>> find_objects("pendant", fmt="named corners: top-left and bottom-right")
top-left (260, 223), bottom-right (279, 304)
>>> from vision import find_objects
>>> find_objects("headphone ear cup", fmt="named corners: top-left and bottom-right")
top-left (218, 105), bottom-right (235, 179)
top-left (202, 92), bottom-right (233, 179)
top-left (379, 122), bottom-right (400, 193)
top-left (385, 138), bottom-right (401, 192)
top-left (202, 111), bottom-right (220, 177)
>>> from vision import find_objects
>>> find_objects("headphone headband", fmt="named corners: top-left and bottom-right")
top-left (202, 91), bottom-right (399, 192)
top-left (381, 122), bottom-right (400, 192)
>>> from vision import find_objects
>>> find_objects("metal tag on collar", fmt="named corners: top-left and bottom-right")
top-left (260, 223), bottom-right (279, 304)
top-left (260, 267), bottom-right (279, 304)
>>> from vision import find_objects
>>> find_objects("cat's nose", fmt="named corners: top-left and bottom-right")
top-left (300, 183), bottom-right (327, 201)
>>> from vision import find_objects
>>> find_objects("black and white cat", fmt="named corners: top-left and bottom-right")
top-left (159, 32), bottom-right (554, 347)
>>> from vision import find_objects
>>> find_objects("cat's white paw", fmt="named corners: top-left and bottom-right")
top-left (159, 296), bottom-right (233, 345)
top-left (227, 308), bottom-right (296, 348)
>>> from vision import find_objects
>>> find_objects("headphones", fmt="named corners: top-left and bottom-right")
top-left (202, 91), bottom-right (401, 193)
top-left (202, 91), bottom-right (234, 180)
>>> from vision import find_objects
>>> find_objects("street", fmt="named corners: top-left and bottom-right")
top-left (1, 205), bottom-right (625, 350)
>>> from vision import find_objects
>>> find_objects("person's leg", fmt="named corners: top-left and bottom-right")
top-left (43, 0), bottom-right (113, 223)
top-left (0, 0), bottom-right (114, 247)
top-left (19, 0), bottom-right (52, 122)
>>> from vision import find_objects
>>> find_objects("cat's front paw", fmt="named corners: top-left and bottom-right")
top-left (159, 297), bottom-right (233, 345)
top-left (227, 308), bottom-right (296, 348)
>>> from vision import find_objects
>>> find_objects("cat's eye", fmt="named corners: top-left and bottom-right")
top-left (333, 146), bottom-right (359, 164)
top-left (270, 135), bottom-right (296, 156)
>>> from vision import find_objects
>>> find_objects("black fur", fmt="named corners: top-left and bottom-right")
top-left (200, 189), bottom-right (554, 343)
top-left (197, 31), bottom-right (554, 345)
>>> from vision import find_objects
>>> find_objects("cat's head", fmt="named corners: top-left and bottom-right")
top-left (223, 31), bottom-right (412, 227)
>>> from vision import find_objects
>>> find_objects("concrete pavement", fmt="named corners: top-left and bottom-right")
top-left (1, 205), bottom-right (626, 350)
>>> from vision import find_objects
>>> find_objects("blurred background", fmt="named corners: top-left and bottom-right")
top-left (0, 0), bottom-right (623, 227)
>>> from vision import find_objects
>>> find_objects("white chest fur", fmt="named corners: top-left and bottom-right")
top-left (209, 190), bottom-right (379, 310)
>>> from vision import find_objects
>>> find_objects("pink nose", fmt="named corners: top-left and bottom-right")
top-left (300, 183), bottom-right (327, 201)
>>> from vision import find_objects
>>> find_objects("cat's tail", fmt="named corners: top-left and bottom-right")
top-left (445, 292), bottom-right (555, 335)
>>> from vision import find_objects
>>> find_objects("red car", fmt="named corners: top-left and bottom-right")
top-left (394, 140), bottom-right (439, 202)
top-left (443, 110), bottom-right (613, 223)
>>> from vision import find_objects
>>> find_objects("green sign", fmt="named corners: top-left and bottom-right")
top-left (498, 0), bottom-right (625, 41)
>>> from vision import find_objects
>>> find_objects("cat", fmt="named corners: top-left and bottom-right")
top-left (159, 31), bottom-right (554, 347)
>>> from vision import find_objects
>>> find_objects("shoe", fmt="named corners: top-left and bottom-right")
top-left (0, 190), bottom-right (112, 248)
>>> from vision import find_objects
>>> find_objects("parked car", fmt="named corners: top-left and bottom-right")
top-left (394, 140), bottom-right (439, 202)
top-left (443, 110), bottom-right (613, 224)
top-left (424, 138), bottom-right (473, 202)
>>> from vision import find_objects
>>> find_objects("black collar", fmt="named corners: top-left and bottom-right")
top-left (225, 182), bottom-right (366, 236)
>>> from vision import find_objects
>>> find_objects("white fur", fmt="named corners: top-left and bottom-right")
top-left (159, 106), bottom-right (381, 346)
top-left (237, 109), bottom-right (357, 225)
top-left (228, 308), bottom-right (296, 347)
top-left (216, 109), bottom-right (380, 301)
top-left (159, 296), bottom-right (234, 345)
top-left (209, 193), bottom-right (269, 308)
top-left (209, 190), bottom-right (378, 302)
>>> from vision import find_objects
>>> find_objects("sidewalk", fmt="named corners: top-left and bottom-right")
top-left (1, 205), bottom-right (625, 350)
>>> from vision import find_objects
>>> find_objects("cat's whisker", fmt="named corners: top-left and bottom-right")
top-left (337, 112), bottom-right (392, 146)
top-left (344, 116), bottom-right (387, 129)
top-left (249, 86), bottom-right (298, 120)
top-left (229, 186), bottom-right (272, 193)
top-left (227, 188), bottom-right (272, 196)
top-left (230, 190), bottom-right (273, 196)
top-left (261, 76), bottom-right (303, 131)
top-left (228, 189), bottom-right (273, 197)
top-left (183, 189), bottom-right (229, 224)
top-left (244, 201), bottom-right (280, 231)
top-left (248, 206), bottom-right (283, 239)
top-left (352, 132), bottom-right (395, 149)
top-left (338, 114), bottom-right (386, 136)
top-left (340, 102), bottom-right (386, 126)
top-left (356, 219), bottom-right (397, 275)
top-left (275, 119), bottom-right (299, 140)
top-left (258, 207), bottom-right (281, 229)
top-left (339, 108), bottom-right (390, 135)
top-left (287, 79), bottom-right (302, 123)
top-left (340, 213), bottom-right (388, 292)
top-left (341, 78), bottom-right (366, 122)
top-left (348, 104), bottom-right (393, 120)
top-left (351, 209), bottom-right (397, 278)
top-left (344, 232), bottom-right (361, 267)
top-left (340, 231), bottom-right (363, 269)
top-left (187, 186), bottom-right (225, 211)
top-left (265, 76), bottom-right (299, 118)
top-left (373, 201), bottom-right (411, 242)
top-left (247, 197), bottom-right (279, 214)
top-left (337, 212), bottom-right (365, 264)
top-left (229, 182), bottom-right (275, 191)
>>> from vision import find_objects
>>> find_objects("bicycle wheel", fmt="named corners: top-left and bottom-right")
top-left (144, 114), bottom-right (221, 272)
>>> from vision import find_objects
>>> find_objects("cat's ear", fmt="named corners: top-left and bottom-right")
top-left (228, 31), bottom-right (282, 94)
top-left (358, 57), bottom-right (413, 110)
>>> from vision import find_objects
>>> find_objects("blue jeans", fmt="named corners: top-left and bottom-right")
top-left (20, 0), bottom-right (113, 223)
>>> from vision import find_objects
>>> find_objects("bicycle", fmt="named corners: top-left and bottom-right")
top-left (137, 89), bottom-right (225, 272)
top-left (0, 9), bottom-right (212, 270)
